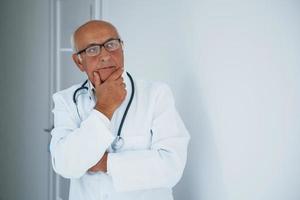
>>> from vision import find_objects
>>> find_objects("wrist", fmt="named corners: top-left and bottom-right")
top-left (94, 104), bottom-right (113, 120)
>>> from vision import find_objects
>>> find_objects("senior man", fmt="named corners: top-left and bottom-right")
top-left (50, 20), bottom-right (190, 200)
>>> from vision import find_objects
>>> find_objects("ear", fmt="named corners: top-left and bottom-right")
top-left (120, 40), bottom-right (124, 50)
top-left (72, 53), bottom-right (85, 72)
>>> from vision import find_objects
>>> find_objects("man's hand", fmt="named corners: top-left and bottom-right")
top-left (88, 152), bottom-right (108, 173)
top-left (93, 68), bottom-right (127, 119)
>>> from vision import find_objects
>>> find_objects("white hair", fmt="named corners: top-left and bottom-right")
top-left (70, 32), bottom-right (83, 61)
top-left (70, 32), bottom-right (76, 53)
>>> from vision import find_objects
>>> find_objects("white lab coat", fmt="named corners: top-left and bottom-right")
top-left (50, 72), bottom-right (190, 200)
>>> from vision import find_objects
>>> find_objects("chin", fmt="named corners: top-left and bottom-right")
top-left (99, 70), bottom-right (115, 82)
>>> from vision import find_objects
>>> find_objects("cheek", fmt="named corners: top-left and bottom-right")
top-left (112, 53), bottom-right (124, 67)
top-left (81, 62), bottom-right (97, 81)
top-left (83, 59), bottom-right (98, 71)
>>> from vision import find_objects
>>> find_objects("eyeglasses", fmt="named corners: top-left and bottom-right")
top-left (76, 38), bottom-right (122, 57)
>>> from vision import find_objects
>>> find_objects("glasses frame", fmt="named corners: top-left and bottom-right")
top-left (76, 38), bottom-right (122, 56)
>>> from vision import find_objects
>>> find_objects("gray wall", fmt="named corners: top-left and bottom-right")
top-left (0, 0), bottom-right (50, 199)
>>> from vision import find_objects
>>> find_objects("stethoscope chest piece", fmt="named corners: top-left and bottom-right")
top-left (111, 136), bottom-right (124, 152)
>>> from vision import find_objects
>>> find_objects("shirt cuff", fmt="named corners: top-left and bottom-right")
top-left (91, 109), bottom-right (112, 130)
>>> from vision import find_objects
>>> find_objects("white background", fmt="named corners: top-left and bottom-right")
top-left (102, 1), bottom-right (300, 199)
top-left (0, 0), bottom-right (299, 200)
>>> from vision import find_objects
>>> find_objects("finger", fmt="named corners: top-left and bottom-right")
top-left (88, 165), bottom-right (98, 172)
top-left (93, 72), bottom-right (101, 87)
top-left (88, 167), bottom-right (96, 172)
top-left (122, 90), bottom-right (127, 100)
top-left (115, 78), bottom-right (124, 84)
top-left (116, 80), bottom-right (126, 86)
top-left (107, 67), bottom-right (124, 81)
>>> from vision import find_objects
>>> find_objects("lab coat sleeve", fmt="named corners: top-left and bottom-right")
top-left (50, 93), bottom-right (114, 179)
top-left (108, 84), bottom-right (190, 192)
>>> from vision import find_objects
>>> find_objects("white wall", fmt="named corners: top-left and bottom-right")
top-left (103, 0), bottom-right (300, 200)
top-left (1, 1), bottom-right (299, 200)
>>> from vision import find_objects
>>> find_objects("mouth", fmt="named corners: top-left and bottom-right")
top-left (99, 66), bottom-right (116, 70)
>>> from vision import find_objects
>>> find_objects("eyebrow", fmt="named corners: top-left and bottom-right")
top-left (84, 43), bottom-right (100, 49)
top-left (84, 38), bottom-right (118, 49)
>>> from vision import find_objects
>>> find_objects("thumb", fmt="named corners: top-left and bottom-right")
top-left (93, 72), bottom-right (101, 88)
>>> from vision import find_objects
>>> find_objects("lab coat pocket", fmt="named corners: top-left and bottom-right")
top-left (123, 135), bottom-right (152, 151)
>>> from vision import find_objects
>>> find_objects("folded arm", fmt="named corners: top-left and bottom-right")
top-left (50, 93), bottom-right (114, 178)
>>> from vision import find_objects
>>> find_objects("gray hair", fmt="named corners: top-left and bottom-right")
top-left (70, 32), bottom-right (76, 53)
top-left (70, 32), bottom-right (83, 61)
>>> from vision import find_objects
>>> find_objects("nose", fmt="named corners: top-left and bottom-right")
top-left (98, 47), bottom-right (111, 63)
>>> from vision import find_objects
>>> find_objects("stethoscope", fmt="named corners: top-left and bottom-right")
top-left (73, 72), bottom-right (135, 152)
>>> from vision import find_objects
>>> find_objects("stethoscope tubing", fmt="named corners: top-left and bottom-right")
top-left (73, 72), bottom-right (135, 151)
top-left (117, 72), bottom-right (134, 138)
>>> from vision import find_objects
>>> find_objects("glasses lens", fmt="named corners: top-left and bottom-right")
top-left (104, 40), bottom-right (120, 51)
top-left (86, 45), bottom-right (100, 56)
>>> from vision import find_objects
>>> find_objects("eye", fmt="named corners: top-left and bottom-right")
top-left (105, 40), bottom-right (119, 51)
top-left (86, 46), bottom-right (99, 56)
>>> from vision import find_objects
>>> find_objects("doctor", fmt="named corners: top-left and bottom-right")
top-left (50, 20), bottom-right (190, 200)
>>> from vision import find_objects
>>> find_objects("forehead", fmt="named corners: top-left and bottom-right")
top-left (74, 22), bottom-right (119, 49)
